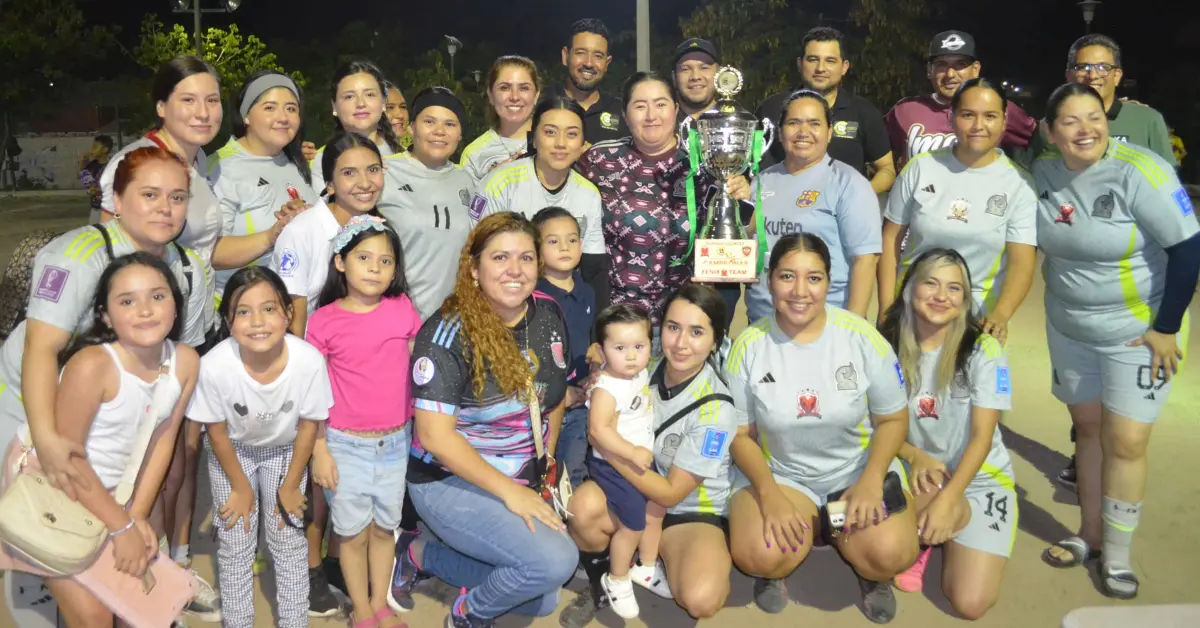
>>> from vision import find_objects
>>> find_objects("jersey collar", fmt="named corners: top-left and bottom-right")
top-left (1106, 98), bottom-right (1123, 120)
top-left (650, 360), bottom-right (704, 400)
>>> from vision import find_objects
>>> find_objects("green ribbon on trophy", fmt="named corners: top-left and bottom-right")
top-left (677, 66), bottom-right (776, 281)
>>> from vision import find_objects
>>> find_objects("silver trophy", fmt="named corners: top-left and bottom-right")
top-left (679, 66), bottom-right (774, 280)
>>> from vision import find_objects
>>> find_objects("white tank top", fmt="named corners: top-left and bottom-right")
top-left (85, 342), bottom-right (182, 489)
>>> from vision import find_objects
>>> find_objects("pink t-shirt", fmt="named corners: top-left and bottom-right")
top-left (306, 295), bottom-right (422, 432)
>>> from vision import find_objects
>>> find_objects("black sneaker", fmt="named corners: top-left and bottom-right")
top-left (446, 590), bottom-right (494, 628)
top-left (559, 581), bottom-right (606, 628)
top-left (753, 577), bottom-right (788, 614)
top-left (857, 575), bottom-right (897, 624)
top-left (1057, 456), bottom-right (1077, 490)
top-left (307, 566), bottom-right (341, 618)
top-left (322, 556), bottom-right (348, 597)
top-left (388, 529), bottom-right (424, 613)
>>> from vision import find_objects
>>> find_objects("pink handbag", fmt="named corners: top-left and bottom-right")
top-left (0, 438), bottom-right (196, 627)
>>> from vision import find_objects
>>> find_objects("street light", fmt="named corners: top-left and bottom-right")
top-left (444, 35), bottom-right (463, 79)
top-left (172, 0), bottom-right (242, 57)
top-left (636, 0), bottom-right (650, 71)
top-left (1078, 1), bottom-right (1102, 33)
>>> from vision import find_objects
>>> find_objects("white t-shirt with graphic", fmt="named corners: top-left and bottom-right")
top-left (589, 369), bottom-right (654, 460)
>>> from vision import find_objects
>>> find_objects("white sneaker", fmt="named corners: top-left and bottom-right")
top-left (629, 560), bottom-right (672, 599)
top-left (183, 569), bottom-right (221, 622)
top-left (601, 573), bottom-right (639, 619)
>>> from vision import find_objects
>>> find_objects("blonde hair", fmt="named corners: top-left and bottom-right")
top-left (442, 212), bottom-right (544, 400)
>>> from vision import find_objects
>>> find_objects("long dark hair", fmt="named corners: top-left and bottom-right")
top-left (218, 266), bottom-right (294, 333)
top-left (329, 59), bottom-right (402, 155)
top-left (316, 226), bottom-right (408, 308)
top-left (663, 283), bottom-right (728, 377)
top-left (233, 70), bottom-right (312, 185)
top-left (320, 130), bottom-right (384, 203)
top-left (526, 96), bottom-right (587, 154)
top-left (59, 253), bottom-right (184, 365)
top-left (152, 55), bottom-right (219, 129)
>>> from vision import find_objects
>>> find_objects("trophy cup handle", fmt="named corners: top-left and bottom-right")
top-left (760, 118), bottom-right (777, 155)
top-left (678, 116), bottom-right (695, 155)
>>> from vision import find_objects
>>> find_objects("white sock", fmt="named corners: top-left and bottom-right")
top-left (172, 543), bottom-right (190, 566)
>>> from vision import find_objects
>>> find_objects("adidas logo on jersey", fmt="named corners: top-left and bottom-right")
top-left (1144, 391), bottom-right (1156, 401)
top-left (1040, 191), bottom-right (1049, 200)
top-left (922, 184), bottom-right (936, 193)
top-left (989, 522), bottom-right (1000, 532)
top-left (257, 177), bottom-right (270, 186)
top-left (398, 184), bottom-right (414, 192)
top-left (759, 373), bottom-right (776, 383)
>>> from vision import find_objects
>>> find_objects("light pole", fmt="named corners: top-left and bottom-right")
top-left (1077, 0), bottom-right (1102, 33)
top-left (445, 35), bottom-right (463, 80)
top-left (636, 0), bottom-right (650, 71)
top-left (172, 0), bottom-right (242, 57)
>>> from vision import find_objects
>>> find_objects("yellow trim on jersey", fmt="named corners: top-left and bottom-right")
top-left (692, 377), bottom-right (720, 425)
top-left (0, 380), bottom-right (20, 404)
top-left (307, 145), bottom-right (327, 171)
top-left (209, 141), bottom-right (243, 175)
top-left (976, 334), bottom-right (1003, 359)
top-left (896, 148), bottom-right (938, 178)
top-left (570, 170), bottom-right (600, 195)
top-left (727, 317), bottom-right (771, 376)
top-left (759, 431), bottom-right (773, 461)
top-left (856, 417), bottom-right (870, 450)
top-left (483, 161), bottom-right (533, 196)
top-left (1113, 143), bottom-right (1169, 188)
top-left (64, 231), bottom-right (104, 261)
top-left (459, 130), bottom-right (498, 166)
top-left (980, 463), bottom-right (1015, 491)
top-left (829, 309), bottom-right (890, 357)
top-left (694, 484), bottom-right (717, 514)
top-left (1118, 225), bottom-right (1153, 325)
top-left (979, 252), bottom-right (1004, 313)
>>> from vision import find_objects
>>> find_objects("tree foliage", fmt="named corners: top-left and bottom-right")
top-left (849, 0), bottom-right (932, 109)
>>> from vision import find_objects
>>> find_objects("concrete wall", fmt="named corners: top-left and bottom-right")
top-left (6, 134), bottom-right (102, 191)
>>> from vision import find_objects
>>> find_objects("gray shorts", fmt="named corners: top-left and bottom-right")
top-left (954, 473), bottom-right (1018, 558)
top-left (733, 457), bottom-right (909, 508)
top-left (1046, 321), bottom-right (1174, 423)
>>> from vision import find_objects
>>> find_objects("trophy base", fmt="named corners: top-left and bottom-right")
top-left (693, 239), bottom-right (758, 282)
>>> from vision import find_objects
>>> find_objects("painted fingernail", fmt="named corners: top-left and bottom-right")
top-left (766, 541), bottom-right (771, 548)
top-left (792, 546), bottom-right (799, 552)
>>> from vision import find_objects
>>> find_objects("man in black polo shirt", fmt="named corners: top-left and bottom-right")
top-left (559, 18), bottom-right (628, 144)
top-left (757, 27), bottom-right (896, 194)
top-left (673, 38), bottom-right (720, 127)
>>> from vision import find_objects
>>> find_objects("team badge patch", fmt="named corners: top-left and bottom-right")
top-left (459, 188), bottom-right (471, 207)
top-left (796, 190), bottom-right (821, 208)
top-left (1055, 203), bottom-right (1076, 225)
top-left (1173, 187), bottom-right (1194, 217)
top-left (951, 372), bottom-right (971, 399)
top-left (996, 366), bottom-right (1011, 394)
top-left (894, 361), bottom-right (907, 387)
top-left (833, 120), bottom-right (859, 139)
top-left (661, 433), bottom-right (682, 459)
top-left (412, 356), bottom-right (436, 386)
top-left (947, 198), bottom-right (970, 223)
top-left (469, 194), bottom-right (488, 221)
top-left (797, 391), bottom-right (821, 419)
top-left (1093, 192), bottom-right (1115, 219)
top-left (278, 250), bottom-right (298, 277)
top-left (550, 341), bottom-right (567, 369)
top-left (600, 112), bottom-right (620, 131)
top-left (34, 266), bottom-right (70, 303)
top-left (834, 362), bottom-right (858, 390)
top-left (985, 194), bottom-right (1008, 217)
top-left (700, 428), bottom-right (729, 459)
top-left (916, 395), bottom-right (939, 419)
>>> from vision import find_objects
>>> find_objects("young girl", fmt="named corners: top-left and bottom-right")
top-left (33, 253), bottom-right (199, 627)
top-left (186, 266), bottom-right (331, 628)
top-left (586, 304), bottom-right (662, 619)
top-left (308, 216), bottom-right (420, 628)
top-left (310, 60), bottom-right (403, 193)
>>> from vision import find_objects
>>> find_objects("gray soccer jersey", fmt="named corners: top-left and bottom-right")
top-left (725, 307), bottom-right (909, 486)
top-left (1034, 141), bottom-right (1198, 345)
top-left (377, 153), bottom-right (474, 321)
top-left (459, 130), bottom-right (527, 186)
top-left (472, 157), bottom-right (605, 255)
top-left (747, 158), bottom-right (882, 321)
top-left (906, 336), bottom-right (1014, 488)
top-left (207, 138), bottom-right (320, 298)
top-left (0, 223), bottom-right (209, 425)
top-left (650, 362), bottom-right (738, 517)
top-left (885, 148), bottom-right (1037, 314)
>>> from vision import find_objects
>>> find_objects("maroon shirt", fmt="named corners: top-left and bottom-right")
top-left (884, 94), bottom-right (1037, 171)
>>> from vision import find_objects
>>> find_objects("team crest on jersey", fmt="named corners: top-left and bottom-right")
top-left (947, 198), bottom-right (970, 223)
top-left (412, 356), bottom-right (436, 386)
top-left (469, 194), bottom-right (487, 221)
top-left (916, 395), bottom-right (939, 419)
top-left (550, 341), bottom-right (567, 369)
top-left (797, 391), bottom-right (821, 419)
top-left (600, 112), bottom-right (620, 131)
top-left (985, 194), bottom-right (1008, 217)
top-left (951, 372), bottom-right (971, 399)
top-left (796, 190), bottom-right (821, 208)
top-left (661, 433), bottom-right (682, 459)
top-left (1055, 203), bottom-right (1076, 225)
top-left (834, 363), bottom-right (858, 390)
top-left (1093, 192), bottom-right (1115, 219)
top-left (279, 250), bottom-right (298, 277)
top-left (833, 120), bottom-right (859, 139)
top-left (35, 266), bottom-right (69, 303)
top-left (459, 188), bottom-right (471, 207)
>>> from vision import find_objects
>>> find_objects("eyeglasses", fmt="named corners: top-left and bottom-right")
top-left (1070, 63), bottom-right (1116, 77)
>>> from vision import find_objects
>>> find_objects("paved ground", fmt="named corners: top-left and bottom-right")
top-left (1, 192), bottom-right (1198, 627)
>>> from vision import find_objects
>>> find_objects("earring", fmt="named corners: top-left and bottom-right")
top-left (473, 278), bottom-right (479, 288)
top-left (113, 211), bottom-right (120, 219)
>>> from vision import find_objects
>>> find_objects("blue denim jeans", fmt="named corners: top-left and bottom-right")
top-left (555, 406), bottom-right (589, 489)
top-left (408, 474), bottom-right (578, 619)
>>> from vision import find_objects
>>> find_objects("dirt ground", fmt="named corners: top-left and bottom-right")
top-left (1, 193), bottom-right (1198, 627)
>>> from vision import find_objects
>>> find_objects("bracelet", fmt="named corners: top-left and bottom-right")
top-left (108, 518), bottom-right (136, 538)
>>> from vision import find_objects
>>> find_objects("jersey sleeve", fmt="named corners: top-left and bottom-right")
top-left (883, 158), bottom-right (919, 226)
top-left (410, 319), bottom-right (470, 416)
top-left (837, 170), bottom-right (884, 256)
top-left (968, 336), bottom-right (1012, 411)
top-left (98, 153), bottom-right (126, 216)
top-left (580, 184), bottom-right (606, 255)
top-left (299, 353), bottom-right (334, 421)
top-left (722, 334), bottom-right (756, 427)
top-left (862, 333), bottom-right (909, 415)
top-left (1145, 110), bottom-right (1178, 167)
top-left (185, 359), bottom-right (226, 424)
top-left (271, 221), bottom-right (310, 298)
top-left (1129, 158), bottom-right (1199, 249)
top-left (471, 171), bottom-right (508, 225)
top-left (1005, 171), bottom-right (1039, 246)
top-left (179, 247), bottom-right (212, 347)
top-left (669, 397), bottom-right (737, 479)
top-left (24, 235), bottom-right (104, 333)
top-left (883, 104), bottom-right (907, 167)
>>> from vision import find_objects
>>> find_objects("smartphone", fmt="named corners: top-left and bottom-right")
top-left (822, 470), bottom-right (907, 534)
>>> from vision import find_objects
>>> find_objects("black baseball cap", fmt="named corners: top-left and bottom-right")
top-left (928, 30), bottom-right (977, 60)
top-left (673, 38), bottom-right (720, 68)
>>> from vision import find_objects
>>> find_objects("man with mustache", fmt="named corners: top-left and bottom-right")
top-left (757, 27), bottom-right (895, 195)
top-left (559, 18), bottom-right (628, 144)
top-left (884, 31), bottom-right (1038, 172)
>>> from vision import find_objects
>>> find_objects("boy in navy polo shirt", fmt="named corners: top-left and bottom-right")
top-left (533, 206), bottom-right (597, 488)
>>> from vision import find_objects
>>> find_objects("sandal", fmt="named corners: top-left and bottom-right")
top-left (1042, 536), bottom-right (1100, 568)
top-left (373, 606), bottom-right (408, 628)
top-left (1100, 564), bottom-right (1140, 600)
